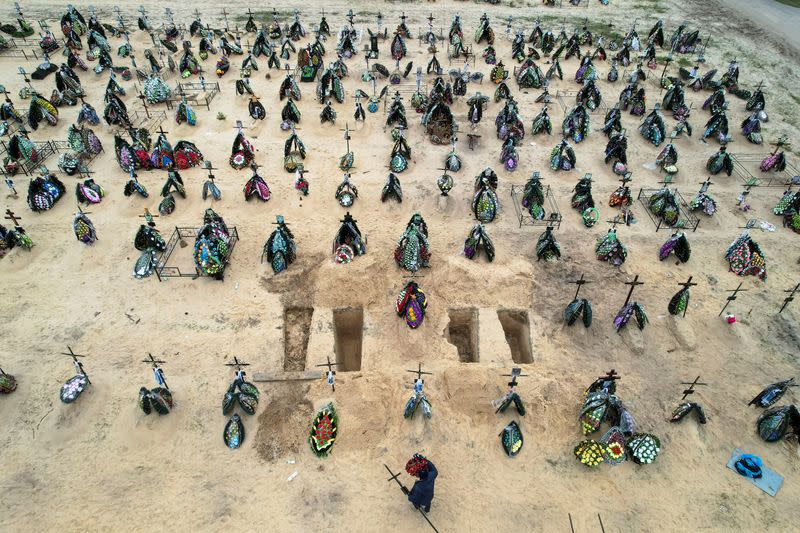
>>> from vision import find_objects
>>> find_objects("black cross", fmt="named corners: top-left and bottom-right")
top-left (619, 173), bottom-right (632, 187)
top-left (718, 282), bottom-right (748, 317)
top-left (384, 464), bottom-right (440, 533)
top-left (61, 345), bottom-right (90, 383)
top-left (4, 209), bottom-right (22, 227)
top-left (0, 86), bottom-right (11, 102)
top-left (622, 275), bottom-right (644, 306)
top-left (157, 125), bottom-right (169, 137)
top-left (779, 282), bottom-right (800, 314)
top-left (680, 375), bottom-right (708, 401)
top-left (406, 362), bottom-right (432, 385)
top-left (675, 276), bottom-right (698, 317)
top-left (570, 273), bottom-right (591, 299)
top-left (316, 355), bottom-right (340, 392)
top-left (14, 2), bottom-right (23, 17)
top-left (501, 367), bottom-right (527, 388)
top-left (698, 178), bottom-right (712, 193)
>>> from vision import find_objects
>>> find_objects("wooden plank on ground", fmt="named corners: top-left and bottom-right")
top-left (252, 370), bottom-right (323, 382)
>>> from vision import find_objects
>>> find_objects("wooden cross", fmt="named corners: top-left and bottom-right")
top-left (406, 362), bottom-right (432, 385)
top-left (142, 353), bottom-right (168, 390)
top-left (139, 208), bottom-right (158, 227)
top-left (622, 275), bottom-right (644, 306)
top-left (340, 123), bottom-right (352, 153)
top-left (136, 90), bottom-right (151, 118)
top-left (157, 125), bottom-right (169, 137)
top-left (619, 172), bottom-right (632, 187)
top-left (61, 345), bottom-right (90, 383)
top-left (204, 161), bottom-right (218, 183)
top-left (222, 8), bottom-right (230, 32)
top-left (675, 276), bottom-right (698, 317)
top-left (718, 282), bottom-right (748, 317)
top-left (1, 85), bottom-right (12, 103)
top-left (570, 273), bottom-right (591, 299)
top-left (698, 178), bottom-right (712, 194)
top-left (4, 175), bottom-right (18, 196)
top-left (660, 53), bottom-right (673, 84)
top-left (225, 356), bottom-right (250, 371)
top-left (680, 375), bottom-right (708, 401)
top-left (501, 367), bottom-right (527, 388)
top-left (113, 6), bottom-right (125, 31)
top-left (316, 355), bottom-right (340, 392)
top-left (4, 209), bottom-right (22, 227)
top-left (779, 282), bottom-right (800, 314)
top-left (384, 464), bottom-right (440, 533)
top-left (17, 68), bottom-right (33, 91)
top-left (598, 369), bottom-right (621, 383)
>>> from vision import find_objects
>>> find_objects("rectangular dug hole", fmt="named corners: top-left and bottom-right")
top-left (497, 310), bottom-right (533, 364)
top-left (283, 307), bottom-right (314, 371)
top-left (447, 309), bottom-right (479, 363)
top-left (333, 308), bottom-right (363, 371)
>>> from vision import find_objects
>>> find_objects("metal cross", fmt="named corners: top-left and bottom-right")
top-left (623, 275), bottom-right (644, 306)
top-left (225, 356), bottom-right (250, 370)
top-left (718, 282), bottom-right (748, 317)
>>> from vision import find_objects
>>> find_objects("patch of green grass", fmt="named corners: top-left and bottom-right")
top-left (677, 57), bottom-right (692, 67)
top-left (774, 0), bottom-right (800, 7)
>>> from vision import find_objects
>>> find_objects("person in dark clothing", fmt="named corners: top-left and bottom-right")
top-left (403, 458), bottom-right (438, 513)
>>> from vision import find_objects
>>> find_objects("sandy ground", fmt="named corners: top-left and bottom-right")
top-left (1, 1), bottom-right (799, 532)
top-left (721, 0), bottom-right (800, 57)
